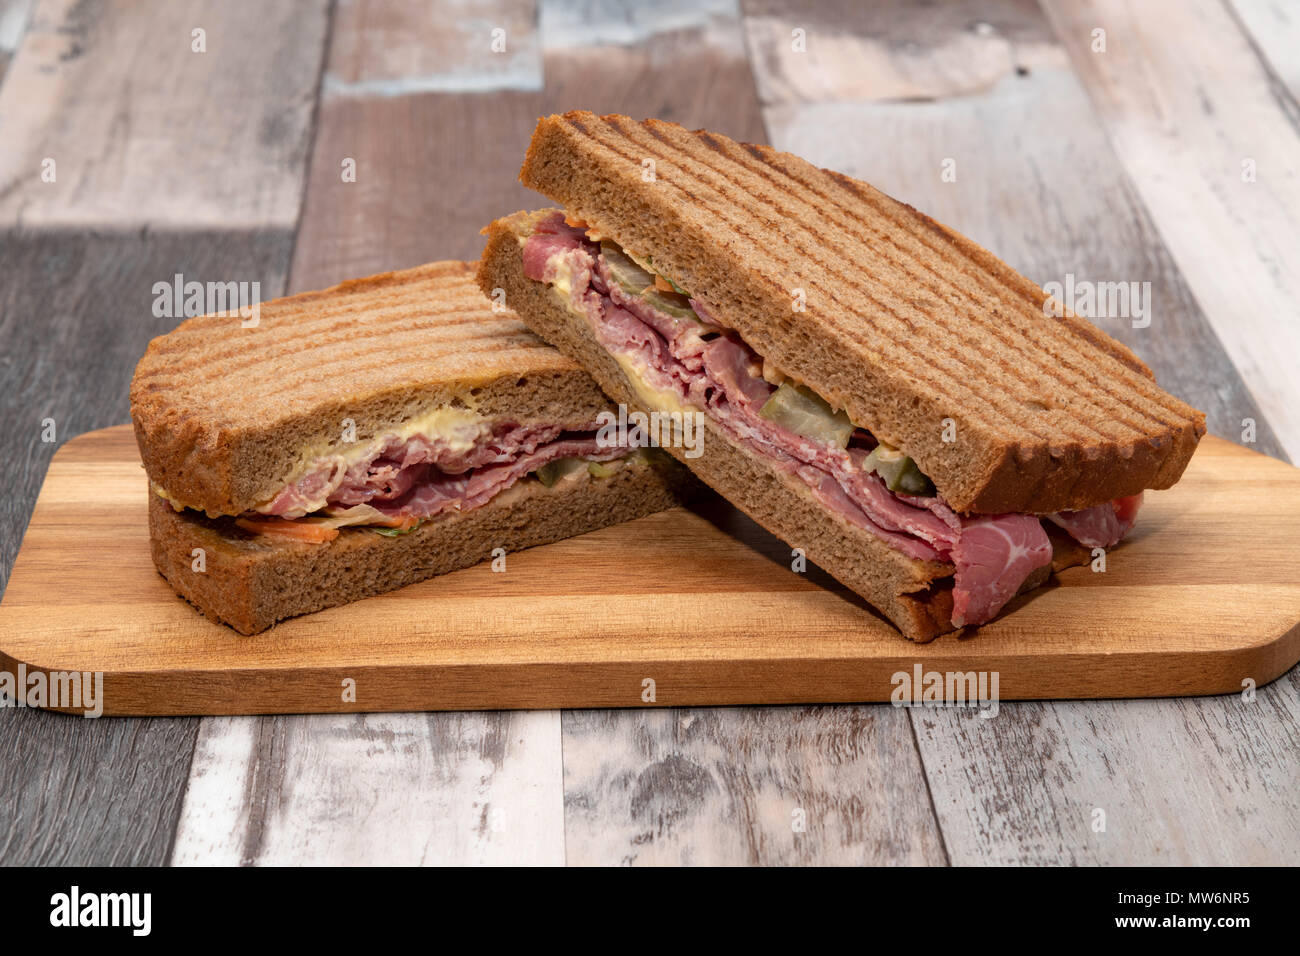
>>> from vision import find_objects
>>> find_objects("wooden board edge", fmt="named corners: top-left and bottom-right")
top-left (4, 425), bottom-right (1298, 715)
top-left (4, 626), bottom-right (1297, 716)
top-left (45, 421), bottom-right (137, 459)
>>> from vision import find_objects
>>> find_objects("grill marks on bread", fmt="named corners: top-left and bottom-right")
top-left (707, 134), bottom-right (1182, 434)
top-left (133, 264), bottom-right (577, 423)
top-left (518, 111), bottom-right (1205, 513)
top-left (612, 116), bottom-right (1181, 446)
top-left (131, 261), bottom-right (614, 516)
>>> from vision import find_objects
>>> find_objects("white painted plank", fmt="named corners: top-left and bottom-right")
top-left (1229, 0), bottom-right (1300, 104)
top-left (562, 706), bottom-right (946, 865)
top-left (540, 0), bottom-right (740, 49)
top-left (0, 0), bottom-right (34, 55)
top-left (0, 0), bottom-right (33, 83)
top-left (1041, 0), bottom-right (1300, 462)
top-left (171, 712), bottom-right (565, 866)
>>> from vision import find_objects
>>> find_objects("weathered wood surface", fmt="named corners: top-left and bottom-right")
top-left (563, 706), bottom-right (948, 865)
top-left (289, 0), bottom-right (544, 288)
top-left (1040, 0), bottom-right (1300, 463)
top-left (913, 688), bottom-right (1300, 865)
top-left (171, 712), bottom-right (565, 866)
top-left (743, 0), bottom-right (1300, 865)
top-left (0, 231), bottom-right (295, 864)
top-left (0, 0), bottom-right (329, 228)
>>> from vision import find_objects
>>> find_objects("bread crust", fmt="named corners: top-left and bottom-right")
top-left (131, 260), bottom-right (615, 516)
top-left (149, 456), bottom-right (693, 635)
top-left (516, 112), bottom-right (1206, 514)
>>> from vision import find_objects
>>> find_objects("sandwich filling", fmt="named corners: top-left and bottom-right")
top-left (155, 411), bottom-right (645, 543)
top-left (520, 211), bottom-right (1141, 628)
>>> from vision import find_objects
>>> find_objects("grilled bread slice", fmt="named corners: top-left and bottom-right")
top-left (131, 261), bottom-right (616, 517)
top-left (480, 212), bottom-right (1086, 641)
top-left (515, 111), bottom-right (1205, 515)
top-left (149, 450), bottom-right (689, 635)
top-left (131, 260), bottom-right (694, 633)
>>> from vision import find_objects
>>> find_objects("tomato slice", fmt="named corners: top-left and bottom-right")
top-left (1112, 493), bottom-right (1143, 526)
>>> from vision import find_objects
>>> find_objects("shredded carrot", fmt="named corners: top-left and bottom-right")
top-left (235, 517), bottom-right (339, 543)
top-left (653, 275), bottom-right (676, 292)
top-left (563, 214), bottom-right (588, 228)
top-left (369, 514), bottom-right (418, 530)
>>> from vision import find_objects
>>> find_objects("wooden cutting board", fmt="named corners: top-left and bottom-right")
top-left (1, 425), bottom-right (1297, 715)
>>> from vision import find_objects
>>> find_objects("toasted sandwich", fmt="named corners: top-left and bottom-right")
top-left (130, 260), bottom-right (692, 634)
top-left (479, 112), bottom-right (1206, 641)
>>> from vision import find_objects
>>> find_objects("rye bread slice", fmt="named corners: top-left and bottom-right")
top-left (149, 453), bottom-right (692, 635)
top-left (131, 261), bottom-right (615, 517)
top-left (516, 112), bottom-right (1206, 515)
top-left (479, 213), bottom-right (1087, 641)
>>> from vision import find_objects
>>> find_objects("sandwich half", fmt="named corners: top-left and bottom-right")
top-left (479, 112), bottom-right (1206, 641)
top-left (131, 260), bottom-right (692, 634)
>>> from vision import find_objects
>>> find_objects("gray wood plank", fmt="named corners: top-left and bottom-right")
top-left (744, 0), bottom-right (1299, 864)
top-left (0, 0), bottom-right (330, 229)
top-left (914, 681), bottom-right (1300, 865)
top-left (0, 229), bottom-right (295, 864)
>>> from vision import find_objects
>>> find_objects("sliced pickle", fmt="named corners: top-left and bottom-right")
top-left (758, 383), bottom-right (854, 448)
top-left (373, 522), bottom-right (420, 538)
top-left (587, 460), bottom-right (618, 478)
top-left (625, 248), bottom-right (687, 293)
top-left (602, 241), bottom-right (697, 317)
top-left (535, 457), bottom-right (588, 488)
top-left (862, 443), bottom-right (936, 496)
top-left (641, 288), bottom-right (698, 319)
top-left (600, 241), bottom-right (654, 296)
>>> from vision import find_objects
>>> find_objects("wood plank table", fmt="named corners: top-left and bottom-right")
top-left (1, 0), bottom-right (1296, 866)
